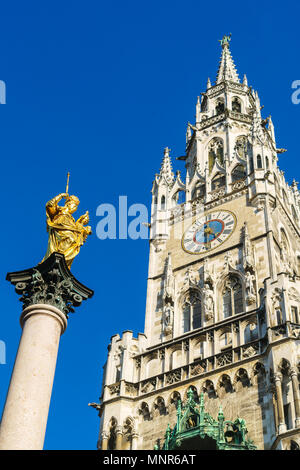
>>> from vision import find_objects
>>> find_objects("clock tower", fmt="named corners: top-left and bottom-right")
top-left (93, 36), bottom-right (300, 451)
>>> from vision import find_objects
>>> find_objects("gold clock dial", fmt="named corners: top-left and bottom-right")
top-left (182, 210), bottom-right (236, 254)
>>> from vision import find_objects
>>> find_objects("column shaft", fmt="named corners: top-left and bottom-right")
top-left (275, 376), bottom-right (286, 434)
top-left (291, 371), bottom-right (300, 427)
top-left (116, 432), bottom-right (123, 450)
top-left (0, 304), bottom-right (67, 450)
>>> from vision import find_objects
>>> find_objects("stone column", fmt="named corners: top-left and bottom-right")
top-left (274, 373), bottom-right (286, 434)
top-left (290, 368), bottom-right (300, 428)
top-left (101, 432), bottom-right (109, 450)
top-left (116, 426), bottom-right (123, 450)
top-left (0, 304), bottom-right (66, 450)
top-left (131, 432), bottom-right (139, 450)
top-left (0, 252), bottom-right (93, 450)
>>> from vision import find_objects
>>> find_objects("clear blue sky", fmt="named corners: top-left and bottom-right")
top-left (0, 0), bottom-right (299, 450)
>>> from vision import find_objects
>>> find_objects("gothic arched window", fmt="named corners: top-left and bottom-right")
top-left (232, 164), bottom-right (246, 182)
top-left (215, 99), bottom-right (225, 115)
top-left (222, 276), bottom-right (243, 318)
top-left (232, 97), bottom-right (242, 113)
top-left (201, 95), bottom-right (208, 112)
top-left (161, 195), bottom-right (166, 210)
top-left (211, 173), bottom-right (226, 191)
top-left (173, 190), bottom-right (185, 205)
top-left (265, 156), bottom-right (269, 169)
top-left (282, 190), bottom-right (288, 207)
top-left (182, 290), bottom-right (202, 333)
top-left (256, 154), bottom-right (263, 169)
top-left (244, 322), bottom-right (258, 343)
top-left (208, 138), bottom-right (224, 173)
top-left (219, 330), bottom-right (232, 350)
top-left (292, 205), bottom-right (299, 224)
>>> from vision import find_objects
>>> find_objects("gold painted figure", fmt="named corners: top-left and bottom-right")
top-left (43, 176), bottom-right (91, 268)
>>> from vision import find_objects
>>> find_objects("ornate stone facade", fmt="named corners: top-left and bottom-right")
top-left (95, 38), bottom-right (300, 451)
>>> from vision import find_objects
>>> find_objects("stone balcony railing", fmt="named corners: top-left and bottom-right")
top-left (103, 314), bottom-right (300, 403)
top-left (104, 337), bottom-right (266, 401)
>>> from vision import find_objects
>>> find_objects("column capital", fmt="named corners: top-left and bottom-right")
top-left (116, 425), bottom-right (123, 435)
top-left (101, 431), bottom-right (109, 440)
top-left (290, 367), bottom-right (299, 378)
top-left (6, 252), bottom-right (94, 319)
top-left (274, 373), bottom-right (283, 383)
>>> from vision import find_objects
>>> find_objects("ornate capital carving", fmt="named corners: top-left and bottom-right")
top-left (116, 425), bottom-right (123, 435)
top-left (6, 252), bottom-right (93, 318)
top-left (274, 373), bottom-right (283, 383)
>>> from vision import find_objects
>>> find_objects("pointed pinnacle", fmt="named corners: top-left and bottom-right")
top-left (216, 37), bottom-right (240, 84)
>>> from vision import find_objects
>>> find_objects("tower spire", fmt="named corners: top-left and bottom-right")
top-left (216, 34), bottom-right (240, 84)
top-left (159, 147), bottom-right (174, 186)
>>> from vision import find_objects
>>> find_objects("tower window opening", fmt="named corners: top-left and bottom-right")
top-left (115, 367), bottom-right (121, 383)
top-left (219, 331), bottom-right (232, 350)
top-left (266, 156), bottom-right (269, 169)
top-left (215, 99), bottom-right (225, 115)
top-left (284, 403), bottom-right (291, 430)
top-left (211, 174), bottom-right (226, 191)
top-left (182, 291), bottom-right (202, 333)
top-left (291, 306), bottom-right (299, 324)
top-left (276, 309), bottom-right (283, 325)
top-left (223, 276), bottom-right (243, 318)
top-left (256, 154), bottom-right (263, 169)
top-left (232, 97), bottom-right (242, 113)
top-left (174, 190), bottom-right (185, 205)
top-left (244, 322), bottom-right (258, 343)
top-left (161, 195), bottom-right (166, 210)
top-left (232, 164), bottom-right (246, 182)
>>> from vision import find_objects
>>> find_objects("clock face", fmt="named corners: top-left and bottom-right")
top-left (182, 210), bottom-right (236, 254)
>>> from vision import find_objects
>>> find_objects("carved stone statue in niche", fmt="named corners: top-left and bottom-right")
top-left (280, 242), bottom-right (293, 276)
top-left (243, 223), bottom-right (254, 271)
top-left (164, 254), bottom-right (175, 301)
top-left (183, 267), bottom-right (198, 288)
top-left (163, 302), bottom-right (174, 336)
top-left (203, 283), bottom-right (214, 321)
top-left (245, 271), bottom-right (256, 305)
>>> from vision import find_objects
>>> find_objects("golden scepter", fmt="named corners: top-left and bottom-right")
top-left (66, 172), bottom-right (70, 197)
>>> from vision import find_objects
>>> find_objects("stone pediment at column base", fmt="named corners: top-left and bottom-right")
top-left (6, 252), bottom-right (94, 318)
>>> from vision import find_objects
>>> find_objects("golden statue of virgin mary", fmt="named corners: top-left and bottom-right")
top-left (42, 175), bottom-right (91, 268)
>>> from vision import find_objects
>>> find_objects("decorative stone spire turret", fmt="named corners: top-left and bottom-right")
top-left (216, 34), bottom-right (240, 84)
top-left (196, 96), bottom-right (201, 123)
top-left (251, 90), bottom-right (265, 143)
top-left (268, 115), bottom-right (276, 147)
top-left (159, 147), bottom-right (174, 187)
